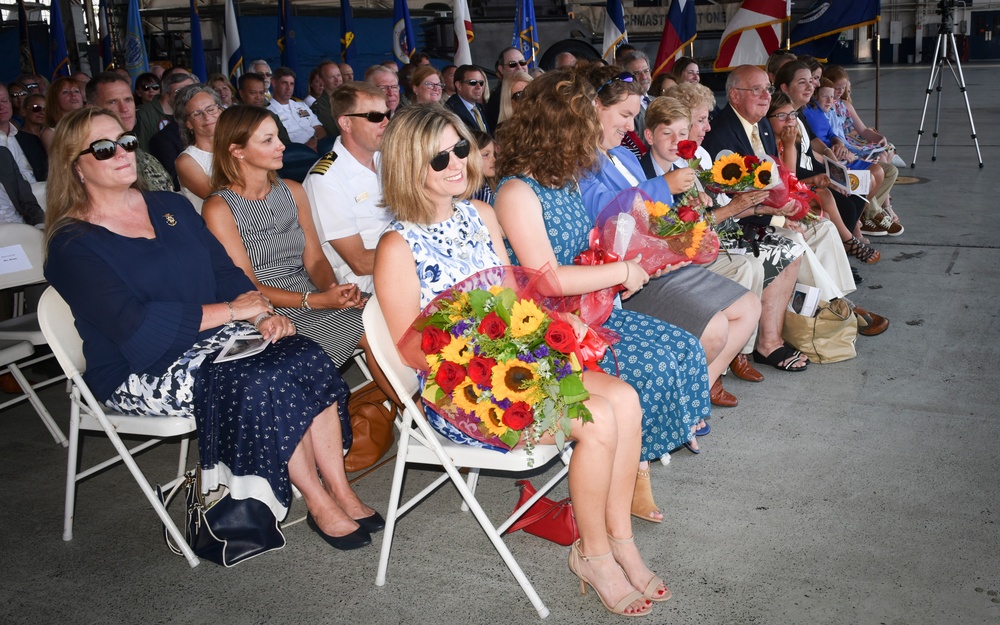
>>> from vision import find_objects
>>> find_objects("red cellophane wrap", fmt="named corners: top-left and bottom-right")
top-left (398, 265), bottom-right (619, 451)
top-left (576, 189), bottom-right (719, 297)
top-left (760, 164), bottom-right (819, 221)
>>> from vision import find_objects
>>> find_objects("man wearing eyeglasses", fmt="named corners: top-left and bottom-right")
top-left (619, 52), bottom-right (654, 157)
top-left (269, 67), bottom-right (326, 150)
top-left (445, 65), bottom-right (490, 135)
top-left (0, 147), bottom-right (43, 227)
top-left (249, 60), bottom-right (273, 93)
top-left (704, 65), bottom-right (890, 338)
top-left (304, 83), bottom-right (391, 293)
top-left (485, 47), bottom-right (528, 130)
top-left (87, 72), bottom-right (173, 192)
top-left (365, 66), bottom-right (401, 118)
top-left (0, 84), bottom-right (41, 183)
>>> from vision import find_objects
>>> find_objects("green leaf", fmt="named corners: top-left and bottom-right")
top-left (559, 373), bottom-right (590, 404)
top-left (499, 428), bottom-right (520, 449)
top-left (468, 290), bottom-right (491, 317)
top-left (554, 428), bottom-right (566, 449)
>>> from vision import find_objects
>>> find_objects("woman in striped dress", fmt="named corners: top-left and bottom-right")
top-left (203, 106), bottom-right (396, 399)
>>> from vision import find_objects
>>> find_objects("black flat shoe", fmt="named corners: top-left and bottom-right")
top-left (355, 511), bottom-right (386, 534)
top-left (306, 514), bottom-right (371, 551)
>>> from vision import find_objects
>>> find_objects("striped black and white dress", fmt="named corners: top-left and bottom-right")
top-left (216, 182), bottom-right (364, 367)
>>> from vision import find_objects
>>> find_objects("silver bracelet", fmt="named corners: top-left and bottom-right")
top-left (253, 312), bottom-right (274, 331)
top-left (225, 301), bottom-right (235, 323)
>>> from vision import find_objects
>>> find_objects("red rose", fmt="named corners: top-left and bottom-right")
top-left (677, 140), bottom-right (699, 160)
top-left (421, 326), bottom-right (451, 354)
top-left (743, 155), bottom-right (761, 168)
top-left (434, 361), bottom-right (467, 395)
top-left (477, 312), bottom-right (507, 339)
top-left (544, 320), bottom-right (578, 354)
top-left (502, 401), bottom-right (535, 430)
top-left (467, 356), bottom-right (497, 387)
top-left (678, 205), bottom-right (700, 223)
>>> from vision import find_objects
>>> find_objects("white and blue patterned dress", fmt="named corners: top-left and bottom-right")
top-left (500, 176), bottom-right (711, 460)
top-left (392, 200), bottom-right (510, 450)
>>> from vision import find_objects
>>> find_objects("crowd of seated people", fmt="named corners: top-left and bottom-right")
top-left (6, 39), bottom-right (911, 619)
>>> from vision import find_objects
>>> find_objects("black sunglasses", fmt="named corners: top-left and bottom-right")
top-left (505, 60), bottom-right (529, 69)
top-left (78, 133), bottom-right (139, 161)
top-left (430, 139), bottom-right (471, 172)
top-left (597, 72), bottom-right (635, 96)
top-left (345, 111), bottom-right (389, 123)
top-left (462, 79), bottom-right (485, 87)
top-left (29, 104), bottom-right (45, 113)
top-left (511, 90), bottom-right (525, 102)
top-left (141, 84), bottom-right (161, 92)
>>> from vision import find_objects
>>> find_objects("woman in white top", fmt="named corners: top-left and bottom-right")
top-left (175, 84), bottom-right (222, 213)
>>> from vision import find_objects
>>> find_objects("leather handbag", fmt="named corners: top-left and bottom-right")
top-left (161, 470), bottom-right (286, 567)
top-left (504, 479), bottom-right (579, 546)
top-left (782, 298), bottom-right (858, 364)
top-left (344, 381), bottom-right (396, 472)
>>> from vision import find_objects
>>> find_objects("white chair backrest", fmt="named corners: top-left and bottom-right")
top-left (31, 181), bottom-right (47, 213)
top-left (361, 294), bottom-right (420, 399)
top-left (0, 223), bottom-right (46, 290)
top-left (37, 287), bottom-right (85, 379)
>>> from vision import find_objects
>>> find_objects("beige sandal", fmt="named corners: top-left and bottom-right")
top-left (630, 469), bottom-right (662, 523)
top-left (568, 540), bottom-right (652, 617)
top-left (607, 534), bottom-right (672, 602)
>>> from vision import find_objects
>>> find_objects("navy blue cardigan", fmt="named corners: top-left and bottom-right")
top-left (44, 192), bottom-right (255, 401)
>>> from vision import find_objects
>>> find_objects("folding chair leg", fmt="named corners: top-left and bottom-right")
top-left (176, 436), bottom-right (190, 479)
top-left (63, 399), bottom-right (81, 542)
top-left (460, 468), bottom-right (481, 512)
top-left (375, 424), bottom-right (412, 587)
top-left (9, 363), bottom-right (67, 447)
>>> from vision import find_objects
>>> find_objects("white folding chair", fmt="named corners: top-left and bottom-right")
top-left (363, 294), bottom-right (571, 619)
top-left (0, 223), bottom-right (67, 446)
top-left (37, 287), bottom-right (200, 568)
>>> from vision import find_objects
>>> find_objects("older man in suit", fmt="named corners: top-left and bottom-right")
top-left (704, 65), bottom-right (888, 340)
top-left (0, 147), bottom-right (43, 226)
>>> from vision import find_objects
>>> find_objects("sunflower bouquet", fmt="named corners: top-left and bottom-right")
top-left (413, 267), bottom-right (597, 457)
top-left (699, 151), bottom-right (781, 194)
top-left (591, 189), bottom-right (720, 274)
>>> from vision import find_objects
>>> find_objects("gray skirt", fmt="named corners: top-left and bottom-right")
top-left (622, 264), bottom-right (749, 339)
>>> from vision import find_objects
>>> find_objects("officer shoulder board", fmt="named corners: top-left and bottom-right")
top-left (309, 151), bottom-right (338, 176)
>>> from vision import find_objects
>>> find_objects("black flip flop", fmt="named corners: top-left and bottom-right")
top-left (752, 345), bottom-right (808, 372)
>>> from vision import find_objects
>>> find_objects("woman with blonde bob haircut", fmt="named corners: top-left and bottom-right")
top-left (375, 104), bottom-right (663, 617)
top-left (44, 106), bottom-right (380, 551)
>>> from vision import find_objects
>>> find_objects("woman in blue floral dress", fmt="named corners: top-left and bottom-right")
top-left (375, 105), bottom-right (668, 617)
top-left (495, 70), bottom-right (711, 524)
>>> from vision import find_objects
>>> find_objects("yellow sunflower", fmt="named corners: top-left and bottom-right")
top-left (475, 403), bottom-right (509, 437)
top-left (453, 379), bottom-right (483, 413)
top-left (440, 335), bottom-right (473, 365)
top-left (426, 353), bottom-right (443, 377)
top-left (752, 161), bottom-right (774, 189)
top-left (711, 153), bottom-right (748, 185)
top-left (491, 358), bottom-right (539, 403)
top-left (685, 221), bottom-right (707, 258)
top-left (510, 299), bottom-right (545, 337)
top-left (644, 200), bottom-right (671, 218)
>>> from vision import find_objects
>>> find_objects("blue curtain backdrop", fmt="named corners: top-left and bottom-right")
top-left (1, 15), bottom-right (425, 87)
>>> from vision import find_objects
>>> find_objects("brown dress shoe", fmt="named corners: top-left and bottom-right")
top-left (729, 354), bottom-right (764, 382)
top-left (854, 306), bottom-right (890, 336)
top-left (710, 378), bottom-right (738, 407)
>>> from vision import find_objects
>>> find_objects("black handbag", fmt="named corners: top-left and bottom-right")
top-left (160, 470), bottom-right (286, 567)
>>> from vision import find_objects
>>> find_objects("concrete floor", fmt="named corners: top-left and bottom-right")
top-left (1, 64), bottom-right (998, 625)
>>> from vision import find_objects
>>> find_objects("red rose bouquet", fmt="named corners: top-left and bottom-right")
top-left (406, 266), bottom-right (611, 458)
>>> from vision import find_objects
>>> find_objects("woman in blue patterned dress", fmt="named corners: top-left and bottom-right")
top-left (374, 105), bottom-right (666, 617)
top-left (202, 105), bottom-right (397, 404)
top-left (43, 106), bottom-right (381, 552)
top-left (494, 70), bottom-right (711, 524)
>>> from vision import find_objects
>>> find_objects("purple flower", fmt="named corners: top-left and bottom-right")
top-left (521, 352), bottom-right (536, 364)
top-left (555, 360), bottom-right (573, 380)
top-left (495, 398), bottom-right (513, 410)
top-left (533, 345), bottom-right (550, 359)
top-left (452, 319), bottom-right (472, 336)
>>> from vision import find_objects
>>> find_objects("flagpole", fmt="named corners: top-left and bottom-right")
top-left (785, 0), bottom-right (792, 48)
top-left (875, 24), bottom-right (881, 129)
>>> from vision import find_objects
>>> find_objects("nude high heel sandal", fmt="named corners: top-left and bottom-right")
top-left (630, 469), bottom-right (662, 523)
top-left (567, 540), bottom-right (652, 617)
top-left (606, 534), bottom-right (672, 602)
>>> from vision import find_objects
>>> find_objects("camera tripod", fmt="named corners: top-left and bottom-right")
top-left (911, 8), bottom-right (983, 168)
